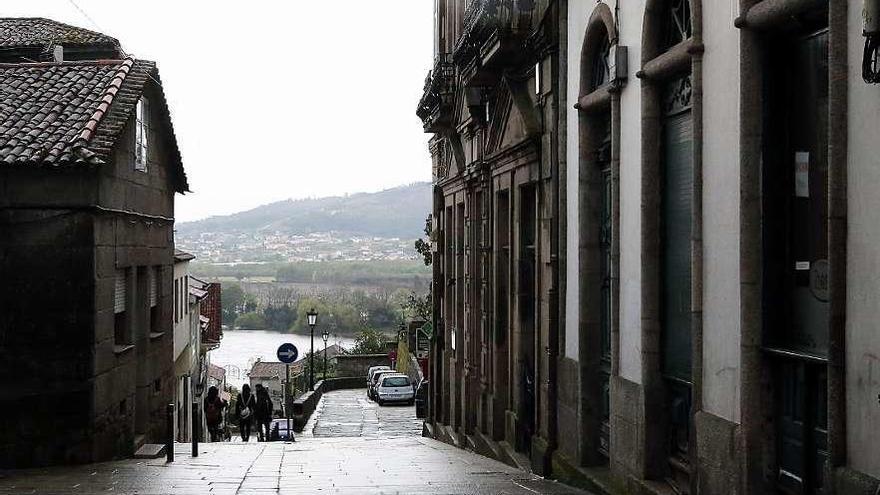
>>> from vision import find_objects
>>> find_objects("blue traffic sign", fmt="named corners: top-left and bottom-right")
top-left (277, 343), bottom-right (299, 364)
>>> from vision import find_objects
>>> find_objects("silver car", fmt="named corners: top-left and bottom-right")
top-left (376, 374), bottom-right (414, 406)
top-left (369, 369), bottom-right (399, 400)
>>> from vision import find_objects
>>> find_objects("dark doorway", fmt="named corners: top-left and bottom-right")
top-left (455, 202), bottom-right (466, 430)
top-left (660, 73), bottom-right (694, 489)
top-left (762, 24), bottom-right (830, 495)
top-left (596, 119), bottom-right (613, 459)
top-left (517, 184), bottom-right (537, 454)
top-left (494, 189), bottom-right (511, 441)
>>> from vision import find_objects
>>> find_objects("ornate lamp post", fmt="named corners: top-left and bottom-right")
top-left (322, 328), bottom-right (330, 380)
top-left (307, 308), bottom-right (318, 390)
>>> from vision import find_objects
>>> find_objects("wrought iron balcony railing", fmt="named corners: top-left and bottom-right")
top-left (417, 53), bottom-right (456, 132)
top-left (452, 0), bottom-right (533, 66)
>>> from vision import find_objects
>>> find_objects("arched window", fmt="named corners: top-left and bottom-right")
top-left (590, 36), bottom-right (611, 91)
top-left (662, 0), bottom-right (692, 50)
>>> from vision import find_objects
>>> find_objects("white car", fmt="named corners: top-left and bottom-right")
top-left (366, 366), bottom-right (392, 399)
top-left (376, 374), bottom-right (414, 406)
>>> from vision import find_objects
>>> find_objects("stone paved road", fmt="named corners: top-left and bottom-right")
top-left (304, 388), bottom-right (423, 438)
top-left (0, 389), bottom-right (591, 495)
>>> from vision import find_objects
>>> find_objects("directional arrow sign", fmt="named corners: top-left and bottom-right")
top-left (277, 343), bottom-right (299, 364)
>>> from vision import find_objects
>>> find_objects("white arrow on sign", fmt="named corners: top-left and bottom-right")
top-left (279, 349), bottom-right (296, 359)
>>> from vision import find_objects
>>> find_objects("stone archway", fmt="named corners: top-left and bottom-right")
top-left (637, 0), bottom-right (704, 491)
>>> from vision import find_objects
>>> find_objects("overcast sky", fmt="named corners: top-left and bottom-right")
top-left (4, 0), bottom-right (435, 221)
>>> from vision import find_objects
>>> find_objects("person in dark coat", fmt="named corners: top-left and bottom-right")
top-left (204, 386), bottom-right (228, 442)
top-left (235, 384), bottom-right (256, 442)
top-left (254, 384), bottom-right (274, 441)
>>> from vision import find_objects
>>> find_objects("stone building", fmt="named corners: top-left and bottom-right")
top-left (0, 19), bottom-right (188, 467)
top-left (172, 251), bottom-right (213, 442)
top-left (421, 1), bottom-right (880, 494)
top-left (249, 360), bottom-right (296, 414)
top-left (417, 0), bottom-right (563, 475)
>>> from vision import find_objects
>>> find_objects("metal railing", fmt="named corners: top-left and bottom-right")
top-left (417, 53), bottom-right (455, 126)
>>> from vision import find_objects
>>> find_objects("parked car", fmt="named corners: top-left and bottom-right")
top-left (366, 365), bottom-right (391, 398)
top-left (376, 374), bottom-right (414, 406)
top-left (414, 379), bottom-right (429, 418)
top-left (269, 418), bottom-right (295, 442)
top-left (370, 369), bottom-right (399, 400)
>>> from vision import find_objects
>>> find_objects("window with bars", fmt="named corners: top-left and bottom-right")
top-left (135, 96), bottom-right (150, 172)
top-left (114, 269), bottom-right (131, 345)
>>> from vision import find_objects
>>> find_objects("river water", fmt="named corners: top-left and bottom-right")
top-left (209, 330), bottom-right (355, 388)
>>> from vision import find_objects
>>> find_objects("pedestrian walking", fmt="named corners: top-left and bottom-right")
top-left (235, 384), bottom-right (256, 442)
top-left (204, 386), bottom-right (228, 442)
top-left (254, 384), bottom-right (274, 442)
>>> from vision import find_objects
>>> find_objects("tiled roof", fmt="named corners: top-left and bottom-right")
top-left (0, 18), bottom-right (119, 49)
top-left (208, 363), bottom-right (226, 381)
top-left (248, 346), bottom-right (346, 380)
top-left (174, 249), bottom-right (195, 262)
top-left (0, 57), bottom-right (188, 190)
top-left (249, 361), bottom-right (290, 379)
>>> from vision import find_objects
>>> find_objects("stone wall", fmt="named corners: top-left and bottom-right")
top-left (290, 377), bottom-right (364, 431)
top-left (0, 210), bottom-right (96, 467)
top-left (335, 354), bottom-right (390, 378)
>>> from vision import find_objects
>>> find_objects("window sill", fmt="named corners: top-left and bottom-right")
top-left (149, 332), bottom-right (165, 340)
top-left (114, 344), bottom-right (135, 356)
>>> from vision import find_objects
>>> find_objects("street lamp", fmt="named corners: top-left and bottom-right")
top-left (307, 308), bottom-right (318, 390)
top-left (322, 328), bottom-right (330, 380)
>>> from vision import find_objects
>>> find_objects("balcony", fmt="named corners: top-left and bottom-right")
top-left (417, 53), bottom-right (456, 133)
top-left (452, 0), bottom-right (533, 87)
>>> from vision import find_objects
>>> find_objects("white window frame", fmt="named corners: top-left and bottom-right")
top-left (135, 96), bottom-right (149, 172)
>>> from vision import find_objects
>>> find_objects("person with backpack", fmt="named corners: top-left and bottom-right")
top-left (254, 384), bottom-right (274, 442)
top-left (203, 386), bottom-right (228, 442)
top-left (235, 383), bottom-right (256, 442)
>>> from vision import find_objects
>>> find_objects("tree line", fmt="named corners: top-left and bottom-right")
top-left (221, 283), bottom-right (424, 336)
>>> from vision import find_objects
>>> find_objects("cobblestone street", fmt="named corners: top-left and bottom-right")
top-left (0, 389), bottom-right (589, 494)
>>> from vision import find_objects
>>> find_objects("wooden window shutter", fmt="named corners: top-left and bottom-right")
top-left (114, 269), bottom-right (126, 314)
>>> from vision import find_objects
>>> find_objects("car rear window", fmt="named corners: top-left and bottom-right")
top-left (383, 376), bottom-right (410, 387)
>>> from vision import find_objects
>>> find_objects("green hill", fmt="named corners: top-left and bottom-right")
top-left (178, 182), bottom-right (431, 238)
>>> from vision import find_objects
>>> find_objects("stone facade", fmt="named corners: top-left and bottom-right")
top-left (420, 1), bottom-right (880, 494)
top-left (418, 0), bottom-right (562, 476)
top-left (0, 22), bottom-right (187, 467)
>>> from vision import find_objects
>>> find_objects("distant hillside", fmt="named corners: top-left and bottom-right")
top-left (178, 182), bottom-right (431, 238)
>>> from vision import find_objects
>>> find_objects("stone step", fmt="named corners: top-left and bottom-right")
top-left (134, 443), bottom-right (167, 459)
top-left (498, 440), bottom-right (533, 474)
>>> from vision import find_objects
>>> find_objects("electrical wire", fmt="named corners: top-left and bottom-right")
top-left (66, 0), bottom-right (165, 88)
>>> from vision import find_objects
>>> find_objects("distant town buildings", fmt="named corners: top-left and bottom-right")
top-left (0, 18), bottom-right (188, 466)
top-left (175, 231), bottom-right (417, 264)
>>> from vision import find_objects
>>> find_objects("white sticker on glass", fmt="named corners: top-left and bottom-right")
top-left (795, 152), bottom-right (810, 198)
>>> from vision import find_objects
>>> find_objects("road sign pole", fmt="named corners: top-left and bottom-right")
top-left (191, 402), bottom-right (198, 457)
top-left (276, 342), bottom-right (299, 442)
top-left (165, 403), bottom-right (174, 463)
top-left (286, 363), bottom-right (291, 440)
